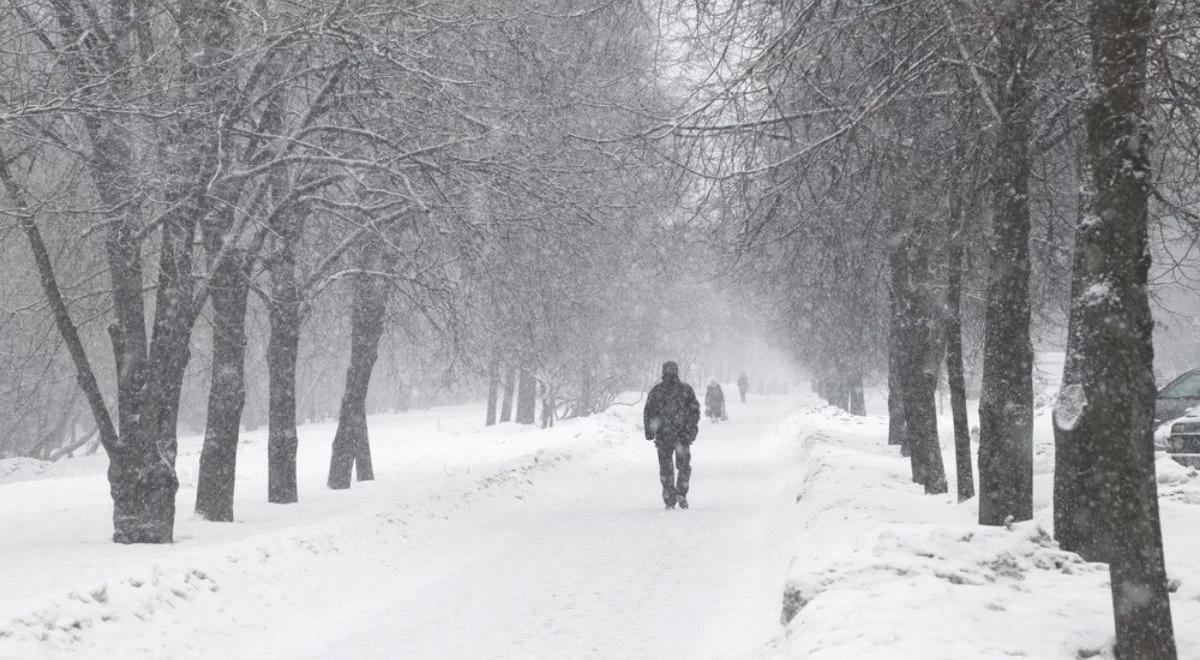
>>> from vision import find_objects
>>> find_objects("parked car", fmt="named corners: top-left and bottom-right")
top-left (1157, 368), bottom-right (1200, 423)
top-left (1165, 418), bottom-right (1200, 468)
top-left (1158, 368), bottom-right (1200, 467)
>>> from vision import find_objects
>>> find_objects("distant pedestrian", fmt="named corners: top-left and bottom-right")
top-left (643, 361), bottom-right (701, 509)
top-left (737, 373), bottom-right (749, 403)
top-left (705, 380), bottom-right (726, 422)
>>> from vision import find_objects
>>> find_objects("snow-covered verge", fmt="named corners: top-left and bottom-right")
top-left (0, 402), bottom-right (641, 659)
top-left (761, 405), bottom-right (1200, 660)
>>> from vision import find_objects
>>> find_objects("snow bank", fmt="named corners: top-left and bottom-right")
top-left (0, 403), bottom-right (641, 658)
top-left (763, 405), bottom-right (1200, 660)
top-left (0, 457), bottom-right (53, 483)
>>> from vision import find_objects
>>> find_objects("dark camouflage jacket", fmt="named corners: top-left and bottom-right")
top-left (644, 375), bottom-right (701, 444)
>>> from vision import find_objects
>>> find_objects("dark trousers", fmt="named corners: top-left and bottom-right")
top-left (656, 441), bottom-right (691, 504)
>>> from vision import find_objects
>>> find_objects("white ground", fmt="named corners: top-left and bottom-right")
top-left (1, 393), bottom-right (799, 659)
top-left (2, 387), bottom-right (1199, 659)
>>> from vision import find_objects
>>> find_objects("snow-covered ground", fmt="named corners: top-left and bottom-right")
top-left (766, 402), bottom-right (1200, 660)
top-left (2, 388), bottom-right (1199, 659)
top-left (1, 392), bottom-right (798, 658)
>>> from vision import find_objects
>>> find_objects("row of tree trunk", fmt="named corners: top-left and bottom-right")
top-left (814, 373), bottom-right (866, 416)
top-left (881, 0), bottom-right (1176, 654)
top-left (485, 365), bottom-right (548, 426)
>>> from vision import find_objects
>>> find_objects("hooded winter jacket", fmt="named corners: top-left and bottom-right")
top-left (644, 362), bottom-right (701, 445)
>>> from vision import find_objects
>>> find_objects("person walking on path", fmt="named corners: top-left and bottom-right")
top-left (737, 373), bottom-right (750, 403)
top-left (644, 361), bottom-right (701, 509)
top-left (704, 379), bottom-right (726, 422)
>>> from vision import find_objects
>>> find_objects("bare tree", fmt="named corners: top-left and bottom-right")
top-left (1055, 0), bottom-right (1177, 654)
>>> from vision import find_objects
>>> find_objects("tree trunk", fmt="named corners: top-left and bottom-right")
top-left (328, 243), bottom-right (392, 490)
top-left (891, 204), bottom-right (948, 494)
top-left (576, 359), bottom-right (594, 418)
top-left (516, 367), bottom-right (537, 425)
top-left (978, 0), bottom-right (1036, 526)
top-left (27, 0), bottom-right (226, 544)
top-left (946, 73), bottom-right (976, 505)
top-left (500, 366), bottom-right (516, 422)
top-left (887, 358), bottom-right (907, 450)
top-left (887, 209), bottom-right (909, 454)
top-left (195, 252), bottom-right (250, 521)
top-left (486, 357), bottom-right (500, 426)
top-left (849, 374), bottom-right (866, 416)
top-left (897, 339), bottom-right (947, 494)
top-left (1055, 229), bottom-right (1098, 554)
top-left (1055, 143), bottom-right (1102, 557)
top-left (542, 387), bottom-right (556, 429)
top-left (947, 242), bottom-right (975, 503)
top-left (1073, 0), bottom-right (1176, 654)
top-left (267, 224), bottom-right (302, 504)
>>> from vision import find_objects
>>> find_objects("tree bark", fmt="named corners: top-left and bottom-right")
top-left (1073, 0), bottom-right (1176, 654)
top-left (541, 387), bottom-right (556, 429)
top-left (195, 252), bottom-right (251, 522)
top-left (328, 242), bottom-right (392, 490)
top-left (978, 0), bottom-right (1036, 526)
top-left (887, 354), bottom-right (907, 450)
top-left (500, 366), bottom-right (516, 422)
top-left (576, 359), bottom-right (594, 418)
top-left (516, 367), bottom-right (537, 425)
top-left (887, 209), bottom-right (909, 454)
top-left (891, 205), bottom-right (948, 494)
top-left (486, 357), bottom-right (500, 426)
top-left (1055, 143), bottom-right (1102, 558)
top-left (946, 242), bottom-right (974, 503)
top-left (267, 216), bottom-right (302, 504)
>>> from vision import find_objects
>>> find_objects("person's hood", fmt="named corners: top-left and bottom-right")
top-left (661, 361), bottom-right (679, 382)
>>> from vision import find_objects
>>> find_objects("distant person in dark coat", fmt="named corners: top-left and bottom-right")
top-left (737, 373), bottom-right (750, 403)
top-left (705, 380), bottom-right (726, 422)
top-left (643, 361), bottom-right (701, 509)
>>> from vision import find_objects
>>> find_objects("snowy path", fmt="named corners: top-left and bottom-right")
top-left (289, 398), bottom-right (792, 659)
top-left (9, 393), bottom-right (1200, 659)
top-left (255, 397), bottom-right (794, 660)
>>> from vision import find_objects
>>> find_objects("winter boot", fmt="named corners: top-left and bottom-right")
top-left (676, 495), bottom-right (688, 510)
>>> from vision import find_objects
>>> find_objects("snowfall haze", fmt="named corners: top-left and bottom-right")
top-left (2, 0), bottom-right (1199, 659)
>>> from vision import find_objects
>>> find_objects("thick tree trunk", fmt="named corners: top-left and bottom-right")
top-left (890, 204), bottom-right (948, 494)
top-left (34, 0), bottom-right (206, 544)
top-left (902, 376), bottom-right (943, 491)
top-left (500, 366), bottom-right (516, 422)
top-left (576, 360), bottom-right (594, 418)
top-left (946, 243), bottom-right (975, 503)
top-left (978, 1), bottom-right (1036, 526)
top-left (7, 180), bottom-right (178, 542)
top-left (486, 357), bottom-right (500, 426)
top-left (108, 0), bottom-right (235, 543)
top-left (1071, 0), bottom-right (1176, 655)
top-left (887, 357), bottom-right (907, 450)
top-left (328, 244), bottom-right (391, 490)
top-left (1054, 239), bottom-right (1098, 554)
top-left (897, 325), bottom-right (947, 494)
top-left (195, 253), bottom-right (250, 521)
top-left (1055, 145), bottom-right (1102, 558)
top-left (516, 367), bottom-right (537, 425)
top-left (267, 227), bottom-right (302, 504)
top-left (111, 219), bottom-right (200, 543)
